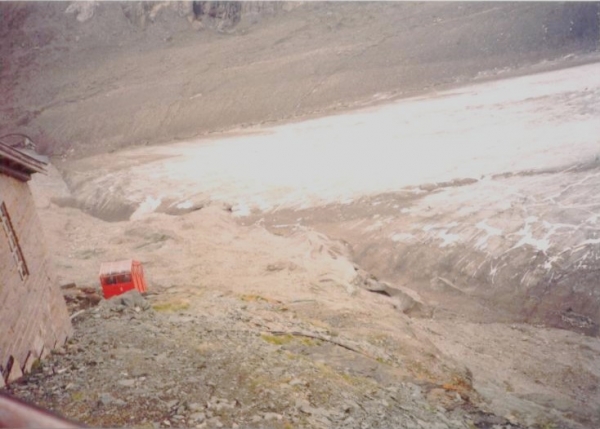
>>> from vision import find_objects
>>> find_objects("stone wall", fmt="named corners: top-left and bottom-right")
top-left (0, 173), bottom-right (72, 385)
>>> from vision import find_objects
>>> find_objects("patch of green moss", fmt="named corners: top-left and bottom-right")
top-left (314, 361), bottom-right (373, 391)
top-left (300, 337), bottom-right (319, 347)
top-left (152, 301), bottom-right (190, 312)
top-left (261, 334), bottom-right (294, 345)
top-left (239, 294), bottom-right (267, 302)
top-left (71, 391), bottom-right (85, 402)
top-left (30, 358), bottom-right (42, 372)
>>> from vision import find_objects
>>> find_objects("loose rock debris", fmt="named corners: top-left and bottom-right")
top-left (7, 290), bottom-right (524, 429)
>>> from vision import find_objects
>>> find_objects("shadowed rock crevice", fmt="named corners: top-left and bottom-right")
top-left (192, 1), bottom-right (242, 25)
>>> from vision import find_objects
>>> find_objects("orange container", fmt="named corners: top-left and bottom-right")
top-left (99, 260), bottom-right (147, 299)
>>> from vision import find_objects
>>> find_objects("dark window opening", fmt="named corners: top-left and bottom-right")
top-left (0, 202), bottom-right (29, 280)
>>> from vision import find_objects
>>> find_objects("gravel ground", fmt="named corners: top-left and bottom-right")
top-left (7, 290), bottom-right (524, 429)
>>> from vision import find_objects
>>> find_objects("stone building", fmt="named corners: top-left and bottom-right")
top-left (0, 141), bottom-right (72, 386)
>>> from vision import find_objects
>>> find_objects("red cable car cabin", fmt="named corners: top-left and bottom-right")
top-left (99, 259), bottom-right (147, 299)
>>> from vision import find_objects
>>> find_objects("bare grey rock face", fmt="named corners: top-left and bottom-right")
top-left (101, 290), bottom-right (151, 312)
top-left (65, 2), bottom-right (98, 23)
top-left (189, 412), bottom-right (205, 423)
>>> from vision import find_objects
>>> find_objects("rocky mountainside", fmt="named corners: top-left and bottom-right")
top-left (3, 3), bottom-right (600, 429)
top-left (1, 1), bottom-right (598, 157)
top-left (4, 163), bottom-right (597, 429)
top-left (8, 59), bottom-right (597, 427)
top-left (9, 291), bottom-right (514, 429)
